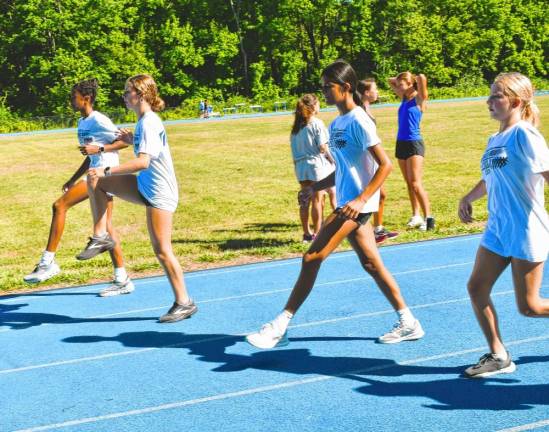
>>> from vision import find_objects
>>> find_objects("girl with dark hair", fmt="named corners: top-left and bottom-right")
top-left (247, 61), bottom-right (424, 349)
top-left (388, 71), bottom-right (434, 231)
top-left (357, 78), bottom-right (398, 244)
top-left (291, 94), bottom-right (335, 242)
top-left (24, 79), bottom-right (134, 297)
top-left (459, 72), bottom-right (549, 378)
top-left (78, 74), bottom-right (196, 323)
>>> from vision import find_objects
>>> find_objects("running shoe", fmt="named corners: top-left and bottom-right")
top-left (159, 300), bottom-right (198, 323)
top-left (99, 277), bottom-right (135, 297)
top-left (407, 215), bottom-right (424, 229)
top-left (246, 321), bottom-right (289, 349)
top-left (302, 233), bottom-right (315, 243)
top-left (76, 234), bottom-right (116, 260)
top-left (426, 217), bottom-right (436, 231)
top-left (23, 261), bottom-right (60, 284)
top-left (375, 231), bottom-right (388, 244)
top-left (464, 352), bottom-right (516, 378)
top-left (378, 319), bottom-right (425, 344)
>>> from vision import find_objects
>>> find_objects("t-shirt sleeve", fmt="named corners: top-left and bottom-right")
top-left (351, 115), bottom-right (380, 151)
top-left (94, 116), bottom-right (118, 145)
top-left (516, 125), bottom-right (549, 174)
top-left (136, 117), bottom-right (163, 158)
top-left (317, 119), bottom-right (329, 147)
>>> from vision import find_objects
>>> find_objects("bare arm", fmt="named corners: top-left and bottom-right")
top-left (320, 143), bottom-right (335, 165)
top-left (415, 74), bottom-right (428, 110)
top-left (340, 143), bottom-right (392, 219)
top-left (63, 158), bottom-right (90, 192)
top-left (87, 153), bottom-right (151, 179)
top-left (458, 180), bottom-right (486, 223)
top-left (388, 77), bottom-right (403, 98)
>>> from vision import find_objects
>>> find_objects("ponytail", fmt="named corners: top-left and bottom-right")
top-left (321, 59), bottom-right (362, 107)
top-left (291, 94), bottom-right (318, 135)
top-left (126, 74), bottom-right (165, 112)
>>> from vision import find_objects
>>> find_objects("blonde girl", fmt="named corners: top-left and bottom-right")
top-left (459, 72), bottom-right (549, 377)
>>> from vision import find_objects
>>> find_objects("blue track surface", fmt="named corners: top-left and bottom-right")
top-left (1, 235), bottom-right (548, 431)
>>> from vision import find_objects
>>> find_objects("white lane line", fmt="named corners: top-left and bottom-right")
top-left (0, 288), bottom-right (514, 375)
top-left (497, 420), bottom-right (549, 432)
top-left (12, 333), bottom-right (549, 432)
top-left (0, 261), bottom-right (476, 331)
top-left (1, 235), bottom-right (481, 302)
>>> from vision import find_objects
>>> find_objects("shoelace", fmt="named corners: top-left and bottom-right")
top-left (477, 353), bottom-right (494, 365)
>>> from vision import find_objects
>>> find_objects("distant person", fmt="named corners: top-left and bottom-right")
top-left (199, 100), bottom-right (205, 117)
top-left (78, 74), bottom-right (196, 323)
top-left (23, 78), bottom-right (134, 297)
top-left (204, 99), bottom-right (209, 119)
top-left (246, 60), bottom-right (424, 349)
top-left (388, 72), bottom-right (434, 231)
top-left (358, 78), bottom-right (398, 244)
top-left (291, 94), bottom-right (335, 242)
top-left (459, 72), bottom-right (549, 378)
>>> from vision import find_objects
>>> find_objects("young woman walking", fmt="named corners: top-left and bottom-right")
top-left (247, 61), bottom-right (424, 349)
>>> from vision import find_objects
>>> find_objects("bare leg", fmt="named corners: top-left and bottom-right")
top-left (511, 258), bottom-right (549, 317)
top-left (347, 222), bottom-right (407, 310)
top-left (45, 180), bottom-right (89, 251)
top-left (373, 184), bottom-right (387, 228)
top-left (298, 181), bottom-right (314, 237)
top-left (327, 186), bottom-right (337, 211)
top-left (284, 213), bottom-right (359, 314)
top-left (311, 190), bottom-right (324, 234)
top-left (467, 246), bottom-right (511, 354)
top-left (406, 155), bottom-right (431, 217)
top-left (398, 159), bottom-right (420, 216)
top-left (105, 197), bottom-right (124, 269)
top-left (146, 206), bottom-right (190, 304)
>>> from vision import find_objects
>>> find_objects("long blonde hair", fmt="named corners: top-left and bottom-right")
top-left (126, 74), bottom-right (165, 112)
top-left (494, 72), bottom-right (539, 127)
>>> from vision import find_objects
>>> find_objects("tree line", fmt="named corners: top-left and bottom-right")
top-left (0, 0), bottom-right (547, 117)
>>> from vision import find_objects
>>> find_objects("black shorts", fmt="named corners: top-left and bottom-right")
top-left (138, 191), bottom-right (154, 208)
top-left (395, 139), bottom-right (425, 160)
top-left (335, 208), bottom-right (372, 226)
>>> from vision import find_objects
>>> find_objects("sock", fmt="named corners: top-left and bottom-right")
top-left (41, 251), bottom-right (55, 265)
top-left (273, 310), bottom-right (293, 333)
top-left (492, 350), bottom-right (508, 361)
top-left (397, 307), bottom-right (415, 325)
top-left (94, 232), bottom-right (108, 239)
top-left (114, 267), bottom-right (128, 282)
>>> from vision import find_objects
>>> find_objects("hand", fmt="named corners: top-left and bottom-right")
top-left (458, 197), bottom-right (473, 223)
top-left (117, 128), bottom-right (134, 144)
top-left (79, 145), bottom-right (101, 156)
top-left (62, 180), bottom-right (75, 193)
top-left (297, 186), bottom-right (313, 207)
top-left (339, 197), bottom-right (366, 220)
top-left (87, 167), bottom-right (105, 180)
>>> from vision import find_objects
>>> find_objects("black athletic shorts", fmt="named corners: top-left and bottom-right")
top-left (138, 191), bottom-right (154, 208)
top-left (335, 208), bottom-right (372, 226)
top-left (395, 139), bottom-right (425, 160)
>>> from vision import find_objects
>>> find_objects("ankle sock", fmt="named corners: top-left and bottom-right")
top-left (273, 310), bottom-right (293, 333)
top-left (41, 251), bottom-right (55, 265)
top-left (397, 307), bottom-right (415, 325)
top-left (114, 267), bottom-right (128, 282)
top-left (492, 350), bottom-right (508, 361)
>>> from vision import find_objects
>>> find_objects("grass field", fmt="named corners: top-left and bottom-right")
top-left (1, 96), bottom-right (548, 293)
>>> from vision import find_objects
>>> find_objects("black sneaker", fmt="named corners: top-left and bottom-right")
top-left (76, 234), bottom-right (116, 260)
top-left (426, 217), bottom-right (436, 230)
top-left (159, 300), bottom-right (198, 323)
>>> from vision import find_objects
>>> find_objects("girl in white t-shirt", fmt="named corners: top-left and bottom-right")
top-left (80, 74), bottom-right (196, 323)
top-left (247, 60), bottom-right (424, 349)
top-left (459, 72), bottom-right (549, 378)
top-left (23, 79), bottom-right (134, 297)
top-left (291, 94), bottom-right (336, 242)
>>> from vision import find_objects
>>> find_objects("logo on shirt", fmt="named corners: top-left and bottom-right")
top-left (330, 129), bottom-right (347, 150)
top-left (481, 146), bottom-right (508, 175)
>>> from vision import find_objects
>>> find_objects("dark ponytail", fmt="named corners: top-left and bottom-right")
top-left (72, 78), bottom-right (99, 104)
top-left (321, 60), bottom-right (362, 106)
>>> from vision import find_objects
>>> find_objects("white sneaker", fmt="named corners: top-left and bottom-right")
top-left (378, 319), bottom-right (425, 344)
top-left (23, 261), bottom-right (60, 283)
top-left (246, 322), bottom-right (289, 349)
top-left (407, 215), bottom-right (424, 228)
top-left (418, 221), bottom-right (427, 231)
top-left (99, 278), bottom-right (135, 297)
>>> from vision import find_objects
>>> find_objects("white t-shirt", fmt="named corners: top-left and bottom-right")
top-left (133, 111), bottom-right (179, 212)
top-left (77, 111), bottom-right (119, 168)
top-left (290, 117), bottom-right (330, 161)
top-left (328, 107), bottom-right (381, 213)
top-left (481, 120), bottom-right (549, 262)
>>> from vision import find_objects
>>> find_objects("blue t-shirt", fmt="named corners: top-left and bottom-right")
top-left (397, 98), bottom-right (422, 141)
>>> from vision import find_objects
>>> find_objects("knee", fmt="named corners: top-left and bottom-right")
top-left (361, 260), bottom-right (379, 276)
top-left (153, 244), bottom-right (173, 263)
top-left (52, 199), bottom-right (67, 214)
top-left (302, 252), bottom-right (324, 267)
top-left (379, 188), bottom-right (387, 202)
top-left (410, 180), bottom-right (423, 194)
top-left (467, 280), bottom-right (485, 301)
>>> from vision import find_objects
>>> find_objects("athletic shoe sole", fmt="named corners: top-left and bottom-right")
top-left (23, 267), bottom-right (61, 284)
top-left (466, 361), bottom-right (516, 378)
top-left (158, 305), bottom-right (198, 323)
top-left (246, 333), bottom-right (289, 349)
top-left (378, 327), bottom-right (425, 344)
top-left (99, 281), bottom-right (135, 297)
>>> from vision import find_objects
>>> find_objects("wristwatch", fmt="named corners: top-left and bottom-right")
top-left (104, 167), bottom-right (111, 176)
top-left (99, 147), bottom-right (105, 153)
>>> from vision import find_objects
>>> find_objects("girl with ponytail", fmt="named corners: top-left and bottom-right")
top-left (459, 72), bottom-right (549, 378)
top-left (247, 60), bottom-right (424, 349)
top-left (81, 74), bottom-right (197, 323)
top-left (291, 94), bottom-right (336, 242)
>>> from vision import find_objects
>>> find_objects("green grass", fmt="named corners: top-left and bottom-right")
top-left (1, 97), bottom-right (548, 293)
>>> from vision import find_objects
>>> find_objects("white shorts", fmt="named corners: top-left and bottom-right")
top-left (481, 228), bottom-right (548, 263)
